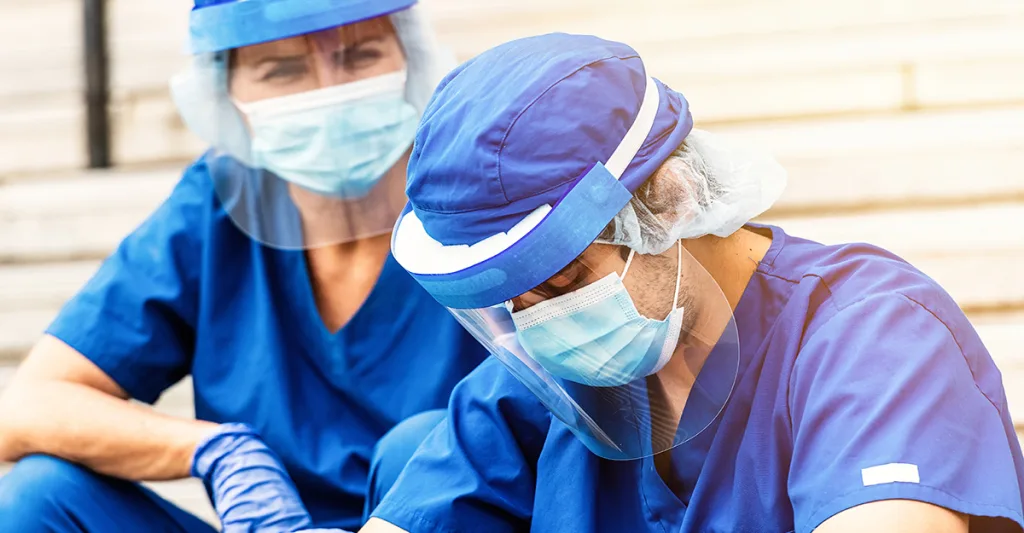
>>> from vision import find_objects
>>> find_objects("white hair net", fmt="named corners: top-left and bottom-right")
top-left (168, 4), bottom-right (455, 165)
top-left (597, 129), bottom-right (788, 255)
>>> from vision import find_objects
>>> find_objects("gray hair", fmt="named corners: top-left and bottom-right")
top-left (597, 129), bottom-right (788, 255)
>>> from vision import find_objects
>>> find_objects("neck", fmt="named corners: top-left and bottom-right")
top-left (307, 233), bottom-right (392, 274)
top-left (305, 233), bottom-right (393, 333)
top-left (683, 226), bottom-right (772, 312)
top-left (288, 151), bottom-right (411, 247)
top-left (655, 227), bottom-right (773, 410)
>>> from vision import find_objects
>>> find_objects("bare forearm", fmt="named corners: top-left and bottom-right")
top-left (0, 379), bottom-right (218, 481)
top-left (359, 518), bottom-right (410, 533)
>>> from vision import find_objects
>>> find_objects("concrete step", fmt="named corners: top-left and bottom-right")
top-left (2, 169), bottom-right (1021, 272)
top-left (5, 62), bottom-right (1021, 176)
top-left (0, 211), bottom-right (146, 264)
top-left (0, 261), bottom-right (100, 312)
top-left (0, 0), bottom-right (189, 101)
top-left (714, 106), bottom-right (1024, 212)
top-left (0, 167), bottom-right (178, 215)
top-left (712, 106), bottom-right (1024, 160)
top-left (770, 145), bottom-right (1024, 213)
top-left (5, 0), bottom-right (1023, 102)
top-left (439, 9), bottom-right (1024, 76)
top-left (428, 0), bottom-right (1024, 41)
top-left (1, 247), bottom-right (1016, 362)
top-left (2, 178), bottom-right (1019, 373)
top-left (0, 310), bottom-right (57, 362)
top-left (2, 1), bottom-right (1024, 175)
top-left (0, 96), bottom-right (205, 177)
top-left (3, 103), bottom-right (1023, 217)
top-left (434, 7), bottom-right (1024, 122)
top-left (6, 0), bottom-right (1022, 99)
top-left (762, 203), bottom-right (1024, 257)
top-left (0, 168), bottom-right (178, 263)
top-left (0, 229), bottom-right (1018, 340)
top-left (5, 98), bottom-right (1022, 211)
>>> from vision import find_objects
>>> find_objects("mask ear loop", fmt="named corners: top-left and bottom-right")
top-left (621, 248), bottom-right (638, 279)
top-left (672, 240), bottom-right (682, 310)
top-left (620, 243), bottom-right (682, 310)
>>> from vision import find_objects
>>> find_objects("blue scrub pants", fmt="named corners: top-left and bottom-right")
top-left (0, 410), bottom-right (445, 532)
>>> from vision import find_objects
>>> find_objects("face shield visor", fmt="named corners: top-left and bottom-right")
top-left (170, 0), bottom-right (451, 249)
top-left (456, 243), bottom-right (739, 461)
top-left (393, 74), bottom-right (738, 460)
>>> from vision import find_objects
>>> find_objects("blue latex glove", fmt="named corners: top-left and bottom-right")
top-left (192, 423), bottom-right (314, 532)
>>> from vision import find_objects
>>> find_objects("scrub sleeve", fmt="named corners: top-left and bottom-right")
top-left (788, 293), bottom-right (1024, 532)
top-left (371, 359), bottom-right (549, 533)
top-left (45, 162), bottom-right (207, 404)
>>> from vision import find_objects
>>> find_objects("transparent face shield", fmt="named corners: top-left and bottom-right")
top-left (450, 242), bottom-right (740, 460)
top-left (171, 14), bottom-right (418, 249)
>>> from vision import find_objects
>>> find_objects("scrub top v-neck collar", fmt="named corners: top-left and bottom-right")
top-left (281, 247), bottom-right (410, 383)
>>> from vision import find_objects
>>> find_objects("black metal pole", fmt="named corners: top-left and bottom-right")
top-left (83, 0), bottom-right (111, 168)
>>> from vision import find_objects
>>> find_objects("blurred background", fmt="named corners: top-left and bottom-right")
top-left (1, 0), bottom-right (1022, 522)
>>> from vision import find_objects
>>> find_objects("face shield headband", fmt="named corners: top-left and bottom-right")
top-left (393, 76), bottom-right (665, 310)
top-left (189, 0), bottom-right (417, 54)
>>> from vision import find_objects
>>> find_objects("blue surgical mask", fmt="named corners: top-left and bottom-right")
top-left (234, 70), bottom-right (418, 199)
top-left (510, 243), bottom-right (685, 388)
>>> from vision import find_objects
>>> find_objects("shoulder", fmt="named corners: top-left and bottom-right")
top-left (172, 151), bottom-right (219, 205)
top-left (144, 151), bottom-right (253, 243)
top-left (450, 358), bottom-right (552, 449)
top-left (768, 227), bottom-right (964, 339)
top-left (107, 153), bottom-right (234, 280)
top-left (765, 228), bottom-right (1002, 399)
top-left (455, 358), bottom-right (550, 413)
top-left (138, 152), bottom-right (219, 229)
top-left (787, 273), bottom-right (1004, 414)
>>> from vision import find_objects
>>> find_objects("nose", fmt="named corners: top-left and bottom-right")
top-left (306, 29), bottom-right (347, 88)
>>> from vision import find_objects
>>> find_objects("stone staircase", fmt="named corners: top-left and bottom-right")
top-left (1, 0), bottom-right (1022, 525)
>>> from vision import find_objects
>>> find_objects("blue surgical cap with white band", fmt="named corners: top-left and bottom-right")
top-left (189, 0), bottom-right (417, 54)
top-left (392, 33), bottom-right (694, 309)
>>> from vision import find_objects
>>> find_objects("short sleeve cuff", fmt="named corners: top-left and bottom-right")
top-left (46, 299), bottom-right (171, 405)
top-left (371, 500), bottom-right (465, 533)
top-left (802, 483), bottom-right (1024, 533)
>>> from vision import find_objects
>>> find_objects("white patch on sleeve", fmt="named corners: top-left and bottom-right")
top-left (861, 463), bottom-right (920, 486)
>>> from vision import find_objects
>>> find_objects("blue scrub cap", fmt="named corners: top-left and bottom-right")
top-left (189, 0), bottom-right (417, 54)
top-left (392, 33), bottom-right (694, 309)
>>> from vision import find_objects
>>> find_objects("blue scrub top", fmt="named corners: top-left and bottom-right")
top-left (46, 154), bottom-right (488, 531)
top-left (373, 224), bottom-right (1024, 533)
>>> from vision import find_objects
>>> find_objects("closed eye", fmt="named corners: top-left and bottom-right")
top-left (335, 40), bottom-right (386, 70)
top-left (513, 260), bottom-right (592, 310)
top-left (258, 57), bottom-right (309, 82)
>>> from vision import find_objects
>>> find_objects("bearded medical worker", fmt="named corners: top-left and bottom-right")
top-left (0, 1), bottom-right (486, 532)
top-left (359, 34), bottom-right (1024, 533)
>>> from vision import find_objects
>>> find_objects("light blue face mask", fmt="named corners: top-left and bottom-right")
top-left (510, 242), bottom-right (685, 388)
top-left (234, 70), bottom-right (418, 199)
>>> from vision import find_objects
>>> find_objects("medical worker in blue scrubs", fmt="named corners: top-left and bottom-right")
top-left (358, 34), bottom-right (1024, 533)
top-left (0, 1), bottom-right (486, 532)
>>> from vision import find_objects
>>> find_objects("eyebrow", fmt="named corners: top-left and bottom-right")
top-left (253, 55), bottom-right (307, 70)
top-left (338, 17), bottom-right (395, 42)
top-left (344, 35), bottom-right (386, 46)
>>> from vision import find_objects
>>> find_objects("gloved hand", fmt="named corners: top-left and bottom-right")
top-left (192, 423), bottom-right (314, 532)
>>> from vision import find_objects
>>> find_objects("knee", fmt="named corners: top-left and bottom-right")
top-left (0, 455), bottom-right (95, 525)
top-left (373, 410), bottom-right (447, 471)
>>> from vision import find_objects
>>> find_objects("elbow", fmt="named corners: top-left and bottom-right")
top-left (0, 435), bottom-right (16, 463)
top-left (0, 385), bottom-right (29, 462)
